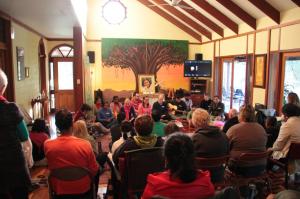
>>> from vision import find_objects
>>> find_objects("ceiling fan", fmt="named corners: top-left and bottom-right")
top-left (149, 0), bottom-right (194, 10)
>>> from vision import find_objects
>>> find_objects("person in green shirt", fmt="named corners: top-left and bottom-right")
top-left (151, 109), bottom-right (166, 137)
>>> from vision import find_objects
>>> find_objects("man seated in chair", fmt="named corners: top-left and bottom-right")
top-left (44, 109), bottom-right (99, 196)
top-left (209, 96), bottom-right (225, 119)
top-left (169, 96), bottom-right (187, 116)
top-left (113, 115), bottom-right (164, 167)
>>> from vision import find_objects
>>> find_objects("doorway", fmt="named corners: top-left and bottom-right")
top-left (49, 45), bottom-right (74, 112)
top-left (280, 52), bottom-right (300, 106)
top-left (221, 57), bottom-right (247, 112)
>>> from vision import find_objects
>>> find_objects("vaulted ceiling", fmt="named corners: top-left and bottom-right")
top-left (0, 0), bottom-right (298, 41)
top-left (137, 0), bottom-right (299, 42)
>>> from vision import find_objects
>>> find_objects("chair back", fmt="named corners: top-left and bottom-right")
top-left (195, 155), bottom-right (229, 169)
top-left (238, 151), bottom-right (270, 162)
top-left (48, 166), bottom-right (95, 199)
top-left (124, 147), bottom-right (165, 194)
top-left (287, 142), bottom-right (300, 159)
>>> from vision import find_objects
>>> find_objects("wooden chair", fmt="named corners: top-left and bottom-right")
top-left (48, 166), bottom-right (96, 199)
top-left (111, 147), bottom-right (165, 199)
top-left (269, 142), bottom-right (300, 189)
top-left (227, 151), bottom-right (272, 197)
top-left (195, 155), bottom-right (229, 189)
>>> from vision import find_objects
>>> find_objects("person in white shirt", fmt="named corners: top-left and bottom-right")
top-left (270, 103), bottom-right (300, 160)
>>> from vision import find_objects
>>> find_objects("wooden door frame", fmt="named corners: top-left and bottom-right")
top-left (51, 57), bottom-right (74, 111)
top-left (220, 57), bottom-right (234, 109)
top-left (278, 52), bottom-right (300, 111)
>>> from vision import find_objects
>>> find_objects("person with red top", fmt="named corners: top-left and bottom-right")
top-left (44, 109), bottom-right (99, 197)
top-left (131, 92), bottom-right (142, 112)
top-left (138, 96), bottom-right (152, 116)
top-left (30, 118), bottom-right (49, 161)
top-left (120, 98), bottom-right (136, 121)
top-left (110, 96), bottom-right (123, 118)
top-left (142, 133), bottom-right (215, 199)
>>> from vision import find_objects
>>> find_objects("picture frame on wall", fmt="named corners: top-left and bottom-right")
top-left (138, 74), bottom-right (155, 94)
top-left (254, 55), bottom-right (266, 88)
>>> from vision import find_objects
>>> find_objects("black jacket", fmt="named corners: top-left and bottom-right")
top-left (223, 116), bottom-right (239, 133)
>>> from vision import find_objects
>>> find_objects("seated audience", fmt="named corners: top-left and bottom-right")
top-left (164, 121), bottom-right (180, 137)
top-left (113, 115), bottom-right (164, 166)
top-left (182, 92), bottom-right (193, 111)
top-left (110, 121), bottom-right (135, 157)
top-left (152, 94), bottom-right (171, 120)
top-left (131, 92), bottom-right (142, 112)
top-left (138, 96), bottom-right (152, 116)
top-left (93, 96), bottom-right (102, 116)
top-left (227, 105), bottom-right (267, 177)
top-left (209, 96), bottom-right (225, 118)
top-left (265, 116), bottom-right (280, 148)
top-left (142, 133), bottom-right (215, 199)
top-left (44, 109), bottom-right (99, 196)
top-left (287, 92), bottom-right (300, 106)
top-left (73, 120), bottom-right (107, 172)
top-left (152, 109), bottom-right (166, 137)
top-left (74, 103), bottom-right (110, 135)
top-left (170, 96), bottom-right (187, 115)
top-left (73, 120), bottom-right (98, 155)
top-left (30, 118), bottom-right (49, 161)
top-left (270, 103), bottom-right (300, 160)
top-left (97, 101), bottom-right (114, 127)
top-left (0, 69), bottom-right (32, 199)
top-left (192, 108), bottom-right (229, 183)
top-left (110, 96), bottom-right (123, 118)
top-left (222, 108), bottom-right (239, 133)
top-left (110, 112), bottom-right (126, 144)
top-left (74, 103), bottom-right (92, 122)
top-left (200, 93), bottom-right (212, 111)
top-left (120, 98), bottom-right (136, 121)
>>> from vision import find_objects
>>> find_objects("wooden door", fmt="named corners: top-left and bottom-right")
top-left (53, 58), bottom-right (75, 111)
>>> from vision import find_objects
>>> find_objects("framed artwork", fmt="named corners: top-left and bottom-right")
top-left (16, 47), bottom-right (25, 81)
top-left (254, 55), bottom-right (266, 88)
top-left (138, 74), bottom-right (155, 94)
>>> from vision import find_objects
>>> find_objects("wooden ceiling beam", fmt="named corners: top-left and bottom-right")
top-left (179, 1), bottom-right (224, 37)
top-left (291, 0), bottom-right (300, 6)
top-left (137, 0), bottom-right (202, 42)
top-left (190, 0), bottom-right (239, 34)
top-left (216, 0), bottom-right (256, 30)
top-left (152, 0), bottom-right (211, 39)
top-left (248, 0), bottom-right (280, 24)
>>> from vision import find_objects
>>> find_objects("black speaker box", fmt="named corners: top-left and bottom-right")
top-left (195, 53), bottom-right (203, 61)
top-left (87, 51), bottom-right (95, 63)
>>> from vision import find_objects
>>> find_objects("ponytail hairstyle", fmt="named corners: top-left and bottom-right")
top-left (164, 133), bottom-right (197, 183)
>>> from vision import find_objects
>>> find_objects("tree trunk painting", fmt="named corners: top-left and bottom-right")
top-left (102, 38), bottom-right (188, 92)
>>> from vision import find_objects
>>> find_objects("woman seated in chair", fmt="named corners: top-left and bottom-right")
top-left (142, 133), bottom-right (215, 199)
top-left (227, 105), bottom-right (267, 177)
top-left (30, 118), bottom-right (49, 161)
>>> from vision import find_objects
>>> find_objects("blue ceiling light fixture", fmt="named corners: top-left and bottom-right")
top-left (102, 0), bottom-right (127, 25)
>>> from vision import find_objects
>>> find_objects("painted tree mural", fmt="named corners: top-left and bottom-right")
top-left (102, 38), bottom-right (188, 91)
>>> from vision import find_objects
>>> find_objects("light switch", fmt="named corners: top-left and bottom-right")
top-left (77, 79), bottom-right (80, 84)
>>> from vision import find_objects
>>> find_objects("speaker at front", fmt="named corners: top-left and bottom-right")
top-left (195, 53), bottom-right (203, 61)
top-left (87, 51), bottom-right (95, 63)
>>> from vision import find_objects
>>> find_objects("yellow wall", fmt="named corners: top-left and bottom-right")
top-left (12, 22), bottom-right (41, 115)
top-left (198, 7), bottom-right (300, 107)
top-left (85, 0), bottom-right (202, 96)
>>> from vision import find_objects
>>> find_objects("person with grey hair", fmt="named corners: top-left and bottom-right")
top-left (191, 108), bottom-right (229, 183)
top-left (0, 69), bottom-right (32, 199)
top-left (222, 108), bottom-right (239, 133)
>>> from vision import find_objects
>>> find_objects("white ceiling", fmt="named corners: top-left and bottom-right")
top-left (0, 0), bottom-right (79, 38)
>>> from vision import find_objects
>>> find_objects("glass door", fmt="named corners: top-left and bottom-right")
top-left (221, 57), bottom-right (247, 112)
top-left (281, 52), bottom-right (300, 105)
